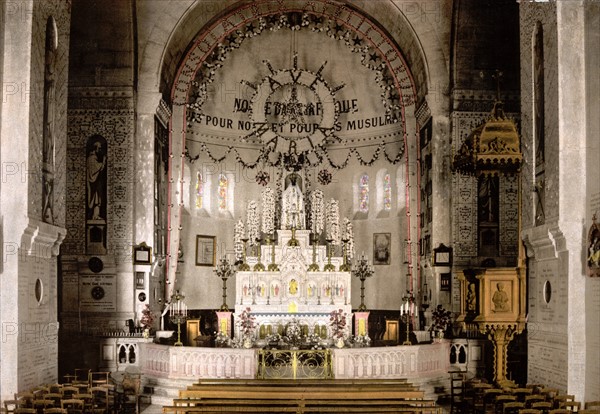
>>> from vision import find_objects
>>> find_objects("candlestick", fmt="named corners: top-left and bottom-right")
top-left (308, 233), bottom-right (320, 272)
top-left (401, 291), bottom-right (414, 346)
top-left (323, 239), bottom-right (335, 272)
top-left (169, 290), bottom-right (188, 346)
top-left (352, 255), bottom-right (375, 311)
top-left (238, 238), bottom-right (250, 271)
top-left (253, 238), bottom-right (265, 271)
top-left (214, 257), bottom-right (236, 311)
top-left (339, 238), bottom-right (351, 271)
top-left (267, 235), bottom-right (279, 271)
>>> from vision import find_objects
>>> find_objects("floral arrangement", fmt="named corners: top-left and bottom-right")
top-left (326, 198), bottom-right (340, 245)
top-left (284, 319), bottom-right (304, 348)
top-left (255, 170), bottom-right (270, 186)
top-left (140, 304), bottom-right (155, 330)
top-left (329, 309), bottom-right (347, 339)
top-left (431, 304), bottom-right (452, 332)
top-left (265, 333), bottom-right (282, 344)
top-left (246, 200), bottom-right (260, 245)
top-left (342, 217), bottom-right (355, 260)
top-left (309, 189), bottom-right (325, 235)
top-left (238, 307), bottom-right (256, 338)
top-left (215, 331), bottom-right (230, 347)
top-left (233, 219), bottom-right (246, 263)
top-left (261, 187), bottom-right (275, 235)
top-left (317, 169), bottom-right (333, 185)
top-left (352, 334), bottom-right (371, 347)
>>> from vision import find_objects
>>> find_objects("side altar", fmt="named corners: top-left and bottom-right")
top-left (234, 229), bottom-right (352, 340)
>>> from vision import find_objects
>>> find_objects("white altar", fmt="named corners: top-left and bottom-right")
top-left (234, 229), bottom-right (352, 339)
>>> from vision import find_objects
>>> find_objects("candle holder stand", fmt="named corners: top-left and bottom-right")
top-left (308, 233), bottom-right (320, 272)
top-left (253, 238), bottom-right (265, 271)
top-left (238, 238), bottom-right (250, 271)
top-left (323, 239), bottom-right (335, 272)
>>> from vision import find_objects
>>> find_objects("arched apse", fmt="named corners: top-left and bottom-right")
top-left (140, 0), bottom-right (450, 298)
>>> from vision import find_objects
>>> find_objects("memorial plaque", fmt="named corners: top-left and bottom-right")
top-left (80, 274), bottom-right (117, 312)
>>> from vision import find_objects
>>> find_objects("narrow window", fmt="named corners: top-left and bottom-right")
top-left (218, 174), bottom-right (228, 211)
top-left (383, 173), bottom-right (392, 211)
top-left (195, 172), bottom-right (203, 209)
top-left (359, 174), bottom-right (369, 213)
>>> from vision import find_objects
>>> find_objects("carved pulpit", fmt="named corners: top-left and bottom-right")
top-left (457, 266), bottom-right (526, 385)
top-left (453, 94), bottom-right (526, 386)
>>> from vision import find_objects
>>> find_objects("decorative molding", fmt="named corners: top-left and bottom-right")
top-left (156, 99), bottom-right (172, 129)
top-left (415, 100), bottom-right (431, 127)
top-left (21, 219), bottom-right (67, 258)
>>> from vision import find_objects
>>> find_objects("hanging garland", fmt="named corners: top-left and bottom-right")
top-left (317, 169), bottom-right (333, 185)
top-left (255, 170), bottom-right (270, 186)
top-left (184, 10), bottom-right (407, 171)
top-left (187, 138), bottom-right (403, 171)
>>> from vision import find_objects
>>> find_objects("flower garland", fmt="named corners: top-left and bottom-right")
top-left (182, 9), bottom-right (407, 171)
top-left (329, 309), bottom-right (347, 339)
top-left (326, 198), bottom-right (340, 245)
top-left (233, 219), bottom-right (246, 262)
top-left (317, 169), bottom-right (332, 185)
top-left (343, 217), bottom-right (355, 260)
top-left (261, 187), bottom-right (275, 235)
top-left (309, 190), bottom-right (325, 235)
top-left (246, 200), bottom-right (260, 245)
top-left (255, 170), bottom-right (270, 186)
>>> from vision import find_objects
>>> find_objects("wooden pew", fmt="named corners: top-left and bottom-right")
top-left (165, 378), bottom-right (435, 414)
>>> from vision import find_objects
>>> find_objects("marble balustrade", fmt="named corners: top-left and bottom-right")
top-left (139, 341), bottom-right (450, 381)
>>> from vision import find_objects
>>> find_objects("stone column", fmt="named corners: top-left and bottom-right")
top-left (557, 0), bottom-right (587, 401)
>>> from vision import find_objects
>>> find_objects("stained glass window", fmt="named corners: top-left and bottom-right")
top-left (195, 172), bottom-right (203, 209)
top-left (359, 174), bottom-right (369, 213)
top-left (218, 174), bottom-right (228, 211)
top-left (383, 173), bottom-right (391, 210)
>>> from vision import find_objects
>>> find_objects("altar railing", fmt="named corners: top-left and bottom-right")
top-left (257, 349), bottom-right (333, 380)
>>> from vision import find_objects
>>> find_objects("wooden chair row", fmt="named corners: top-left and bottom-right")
top-left (5, 386), bottom-right (114, 414)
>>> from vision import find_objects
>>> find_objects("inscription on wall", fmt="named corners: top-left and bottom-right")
top-left (79, 274), bottom-right (116, 312)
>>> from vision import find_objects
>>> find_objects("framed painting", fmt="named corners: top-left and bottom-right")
top-left (195, 235), bottom-right (216, 266)
top-left (373, 233), bottom-right (391, 265)
top-left (133, 243), bottom-right (152, 265)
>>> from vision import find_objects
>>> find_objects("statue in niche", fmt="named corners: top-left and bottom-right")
top-left (466, 283), bottom-right (476, 312)
top-left (42, 18), bottom-right (57, 224)
top-left (492, 282), bottom-right (510, 312)
top-left (289, 279), bottom-right (298, 295)
top-left (281, 173), bottom-right (306, 229)
top-left (86, 136), bottom-right (107, 221)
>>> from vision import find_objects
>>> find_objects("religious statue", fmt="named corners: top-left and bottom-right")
top-left (289, 279), bottom-right (298, 295)
top-left (466, 283), bottom-right (476, 311)
top-left (87, 138), bottom-right (107, 221)
top-left (588, 236), bottom-right (600, 267)
top-left (492, 282), bottom-right (510, 312)
top-left (281, 173), bottom-right (306, 229)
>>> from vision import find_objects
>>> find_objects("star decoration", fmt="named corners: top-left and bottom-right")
top-left (369, 52), bottom-right (379, 62)
top-left (353, 36), bottom-right (362, 46)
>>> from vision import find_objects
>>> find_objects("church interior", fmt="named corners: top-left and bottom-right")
top-left (1, 0), bottom-right (599, 411)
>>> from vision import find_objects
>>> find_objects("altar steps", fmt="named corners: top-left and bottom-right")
top-left (162, 378), bottom-right (443, 414)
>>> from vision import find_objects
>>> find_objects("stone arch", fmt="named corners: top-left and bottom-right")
top-left (151, 0), bottom-right (449, 290)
